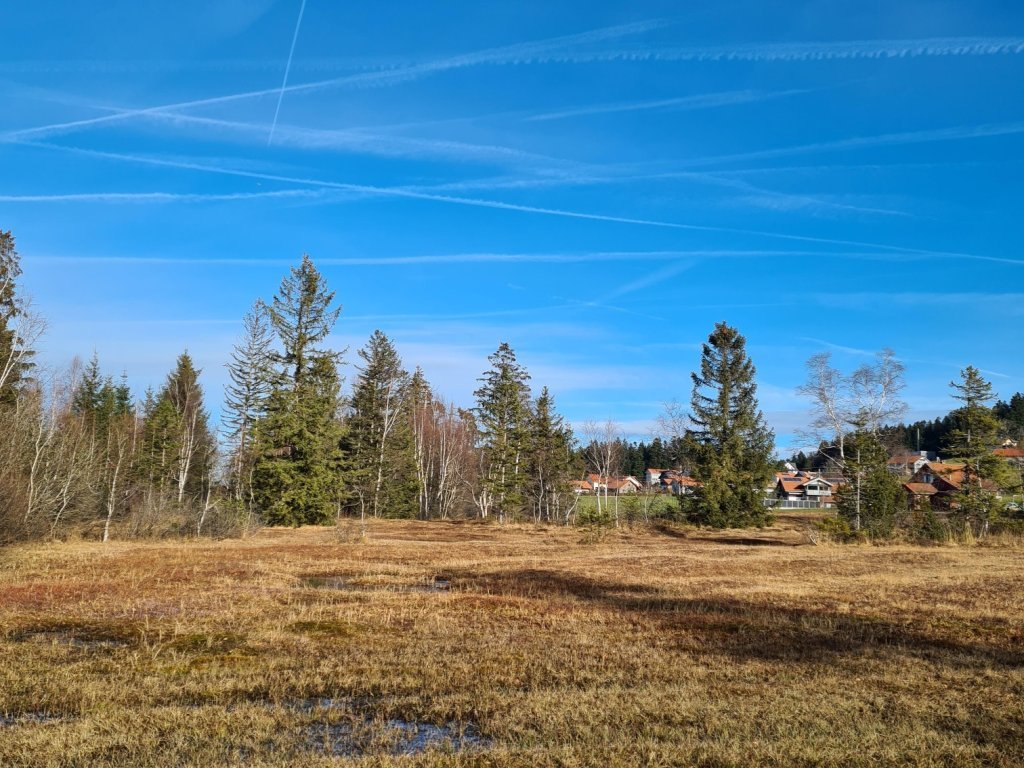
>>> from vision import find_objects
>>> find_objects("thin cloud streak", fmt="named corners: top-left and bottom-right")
top-left (0, 190), bottom-right (321, 203)
top-left (0, 19), bottom-right (664, 143)
top-left (683, 122), bottom-right (1024, 168)
top-left (267, 0), bottom-right (308, 146)
top-left (525, 88), bottom-right (809, 122)
top-left (129, 110), bottom-right (573, 168)
top-left (21, 140), bottom-right (1024, 263)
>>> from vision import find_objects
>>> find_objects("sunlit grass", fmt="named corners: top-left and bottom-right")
top-left (1, 518), bottom-right (1021, 766)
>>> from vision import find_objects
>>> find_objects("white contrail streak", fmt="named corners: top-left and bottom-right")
top-left (19, 139), bottom-right (1009, 259)
top-left (0, 19), bottom-right (663, 143)
top-left (520, 36), bottom-right (1024, 65)
top-left (268, 0), bottom-right (308, 146)
top-left (0, 190), bottom-right (320, 203)
top-left (525, 88), bottom-right (809, 121)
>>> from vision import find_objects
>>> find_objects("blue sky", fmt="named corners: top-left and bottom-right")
top-left (3, 0), bottom-right (1023, 454)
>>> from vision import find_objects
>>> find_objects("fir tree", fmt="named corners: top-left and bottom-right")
top-left (345, 330), bottom-right (418, 519)
top-left (473, 343), bottom-right (531, 522)
top-left (684, 322), bottom-right (775, 528)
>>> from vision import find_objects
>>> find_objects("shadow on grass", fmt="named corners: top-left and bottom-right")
top-left (461, 568), bottom-right (1024, 669)
top-left (685, 535), bottom-right (803, 547)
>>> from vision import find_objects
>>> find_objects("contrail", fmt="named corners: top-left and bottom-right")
top-left (20, 139), bottom-right (1011, 259)
top-left (268, 0), bottom-right (308, 146)
top-left (0, 19), bottom-right (662, 144)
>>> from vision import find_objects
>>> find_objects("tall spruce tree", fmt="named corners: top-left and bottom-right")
top-left (684, 322), bottom-right (774, 528)
top-left (345, 330), bottom-right (418, 519)
top-left (474, 343), bottom-right (531, 522)
top-left (526, 387), bottom-right (576, 523)
top-left (0, 230), bottom-right (34, 404)
top-left (224, 301), bottom-right (275, 502)
top-left (252, 257), bottom-right (344, 526)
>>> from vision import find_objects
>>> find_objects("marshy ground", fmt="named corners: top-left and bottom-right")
top-left (1, 515), bottom-right (1022, 766)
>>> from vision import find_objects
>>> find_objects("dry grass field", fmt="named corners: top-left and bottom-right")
top-left (1, 516), bottom-right (1022, 767)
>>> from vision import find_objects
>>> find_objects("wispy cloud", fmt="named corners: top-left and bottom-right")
top-left (21, 140), bottom-right (1024, 264)
top-left (0, 19), bottom-right (664, 143)
top-left (525, 88), bottom-right (810, 122)
top-left (601, 259), bottom-right (697, 300)
top-left (267, 0), bottom-right (308, 146)
top-left (682, 122), bottom-right (1024, 168)
top-left (127, 110), bottom-right (573, 169)
top-left (0, 190), bottom-right (321, 203)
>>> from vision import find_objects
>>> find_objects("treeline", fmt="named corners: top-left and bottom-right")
top-left (4, 227), bottom-right (1018, 544)
top-left (0, 242), bottom-right (594, 543)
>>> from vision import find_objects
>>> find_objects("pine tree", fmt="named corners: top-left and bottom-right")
top-left (345, 330), bottom-right (418, 519)
top-left (224, 301), bottom-right (274, 501)
top-left (252, 256), bottom-right (345, 526)
top-left (684, 322), bottom-right (774, 528)
top-left (525, 387), bottom-right (576, 523)
top-left (473, 343), bottom-right (531, 522)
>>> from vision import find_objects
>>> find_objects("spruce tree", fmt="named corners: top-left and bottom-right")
top-left (944, 366), bottom-right (1010, 536)
top-left (224, 301), bottom-right (274, 501)
top-left (0, 230), bottom-right (34, 404)
top-left (252, 256), bottom-right (345, 526)
top-left (142, 352), bottom-right (214, 504)
top-left (345, 330), bottom-right (418, 519)
top-left (474, 343), bottom-right (531, 522)
top-left (684, 322), bottom-right (774, 528)
top-left (268, 254), bottom-right (342, 385)
top-left (254, 355), bottom-right (344, 526)
top-left (526, 387), bottom-right (576, 523)
top-left (835, 431), bottom-right (906, 538)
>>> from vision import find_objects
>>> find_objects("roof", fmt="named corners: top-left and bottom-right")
top-left (994, 447), bottom-right (1024, 458)
top-left (904, 482), bottom-right (938, 495)
top-left (646, 468), bottom-right (667, 474)
top-left (673, 475), bottom-right (700, 487)
top-left (607, 475), bottom-right (641, 490)
top-left (888, 453), bottom-right (927, 465)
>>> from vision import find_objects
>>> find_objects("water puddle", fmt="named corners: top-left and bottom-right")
top-left (301, 575), bottom-right (452, 593)
top-left (0, 712), bottom-right (63, 727)
top-left (305, 718), bottom-right (488, 757)
top-left (17, 629), bottom-right (129, 650)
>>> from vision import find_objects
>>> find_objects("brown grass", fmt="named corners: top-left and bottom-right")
top-left (1, 518), bottom-right (1022, 766)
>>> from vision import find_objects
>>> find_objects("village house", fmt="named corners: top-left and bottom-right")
top-left (903, 461), bottom-right (966, 510)
top-left (773, 470), bottom-right (838, 508)
top-left (887, 451), bottom-right (937, 477)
